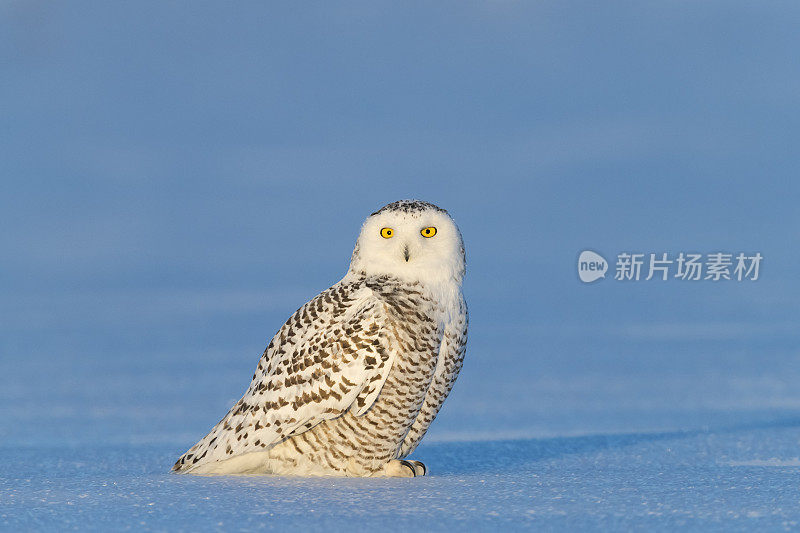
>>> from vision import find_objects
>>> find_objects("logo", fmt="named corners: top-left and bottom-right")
top-left (577, 250), bottom-right (762, 283)
top-left (578, 250), bottom-right (608, 283)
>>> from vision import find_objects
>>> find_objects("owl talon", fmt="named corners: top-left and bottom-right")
top-left (383, 459), bottom-right (417, 477)
top-left (400, 460), bottom-right (417, 476)
top-left (406, 459), bottom-right (427, 476)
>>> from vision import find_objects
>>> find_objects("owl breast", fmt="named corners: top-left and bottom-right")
top-left (264, 275), bottom-right (460, 476)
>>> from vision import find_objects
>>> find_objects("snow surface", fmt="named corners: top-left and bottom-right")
top-left (6, 430), bottom-right (800, 531)
top-left (4, 335), bottom-right (800, 531)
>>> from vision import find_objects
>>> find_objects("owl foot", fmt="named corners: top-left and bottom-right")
top-left (405, 459), bottom-right (427, 476)
top-left (382, 459), bottom-right (427, 477)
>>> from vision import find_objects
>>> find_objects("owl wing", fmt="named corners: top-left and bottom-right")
top-left (173, 282), bottom-right (397, 472)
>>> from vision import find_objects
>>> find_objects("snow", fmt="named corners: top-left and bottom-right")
top-left (6, 428), bottom-right (800, 531)
top-left (4, 335), bottom-right (800, 530)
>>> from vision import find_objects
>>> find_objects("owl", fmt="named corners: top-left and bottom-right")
top-left (172, 200), bottom-right (467, 477)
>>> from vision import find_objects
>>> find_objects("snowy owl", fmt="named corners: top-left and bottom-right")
top-left (172, 200), bottom-right (468, 477)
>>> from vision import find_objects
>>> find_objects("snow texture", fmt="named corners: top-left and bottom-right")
top-left (4, 338), bottom-right (800, 531)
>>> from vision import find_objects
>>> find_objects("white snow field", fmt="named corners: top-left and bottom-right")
top-left (3, 331), bottom-right (800, 531)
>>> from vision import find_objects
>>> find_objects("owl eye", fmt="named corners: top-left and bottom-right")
top-left (380, 227), bottom-right (394, 239)
top-left (420, 226), bottom-right (437, 238)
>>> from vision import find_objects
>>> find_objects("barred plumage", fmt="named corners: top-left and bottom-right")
top-left (173, 200), bottom-right (467, 476)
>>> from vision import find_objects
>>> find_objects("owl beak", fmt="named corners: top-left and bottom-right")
top-left (403, 245), bottom-right (410, 262)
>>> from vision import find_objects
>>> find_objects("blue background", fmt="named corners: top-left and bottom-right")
top-left (2, 1), bottom-right (800, 530)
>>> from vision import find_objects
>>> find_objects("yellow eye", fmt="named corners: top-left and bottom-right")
top-left (380, 227), bottom-right (394, 239)
top-left (420, 226), bottom-right (437, 238)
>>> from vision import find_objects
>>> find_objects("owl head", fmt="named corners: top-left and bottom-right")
top-left (348, 200), bottom-right (465, 285)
